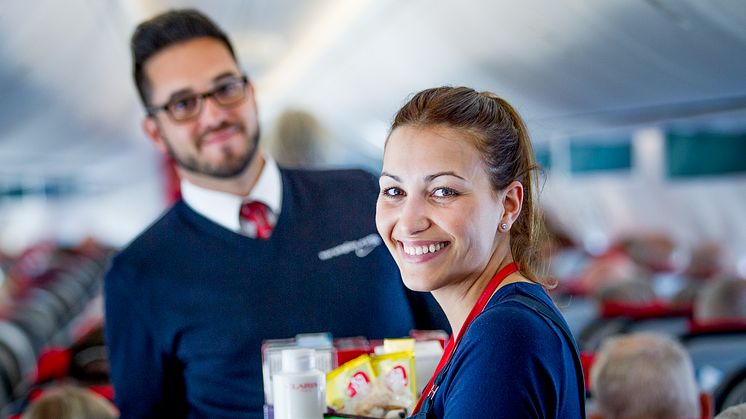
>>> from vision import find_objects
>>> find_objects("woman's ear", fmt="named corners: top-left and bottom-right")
top-left (501, 180), bottom-right (523, 227)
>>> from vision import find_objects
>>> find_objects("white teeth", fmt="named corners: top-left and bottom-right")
top-left (402, 242), bottom-right (447, 256)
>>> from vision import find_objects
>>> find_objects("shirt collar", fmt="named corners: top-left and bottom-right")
top-left (180, 154), bottom-right (283, 232)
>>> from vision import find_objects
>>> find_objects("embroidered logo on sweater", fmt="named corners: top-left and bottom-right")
top-left (317, 234), bottom-right (382, 260)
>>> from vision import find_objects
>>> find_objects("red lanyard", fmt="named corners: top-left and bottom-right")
top-left (412, 262), bottom-right (518, 414)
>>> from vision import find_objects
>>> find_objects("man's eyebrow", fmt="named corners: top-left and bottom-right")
top-left (213, 72), bottom-right (241, 82)
top-left (380, 172), bottom-right (400, 182)
top-left (165, 87), bottom-right (195, 102)
top-left (164, 73), bottom-right (241, 102)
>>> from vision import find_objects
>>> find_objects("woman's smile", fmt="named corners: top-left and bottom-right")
top-left (398, 240), bottom-right (451, 261)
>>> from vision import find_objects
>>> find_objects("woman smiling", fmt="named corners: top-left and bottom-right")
top-left (376, 86), bottom-right (585, 418)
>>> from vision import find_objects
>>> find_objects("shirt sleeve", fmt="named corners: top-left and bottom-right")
top-left (439, 305), bottom-right (563, 419)
top-left (104, 258), bottom-right (185, 418)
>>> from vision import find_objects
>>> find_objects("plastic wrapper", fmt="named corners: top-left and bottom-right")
top-left (371, 351), bottom-right (415, 408)
top-left (326, 352), bottom-right (415, 418)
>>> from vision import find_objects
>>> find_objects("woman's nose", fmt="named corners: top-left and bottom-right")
top-left (397, 196), bottom-right (430, 236)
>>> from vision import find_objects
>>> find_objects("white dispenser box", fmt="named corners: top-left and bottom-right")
top-left (272, 348), bottom-right (326, 419)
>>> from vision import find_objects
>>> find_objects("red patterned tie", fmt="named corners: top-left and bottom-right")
top-left (239, 201), bottom-right (273, 239)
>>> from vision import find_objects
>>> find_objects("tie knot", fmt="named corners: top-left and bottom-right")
top-left (239, 201), bottom-right (274, 239)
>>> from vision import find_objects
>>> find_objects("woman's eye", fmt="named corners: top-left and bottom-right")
top-left (382, 187), bottom-right (404, 197)
top-left (432, 187), bottom-right (458, 198)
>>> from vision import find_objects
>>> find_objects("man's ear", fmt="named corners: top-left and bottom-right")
top-left (143, 116), bottom-right (169, 154)
top-left (247, 81), bottom-right (257, 107)
top-left (501, 180), bottom-right (524, 227)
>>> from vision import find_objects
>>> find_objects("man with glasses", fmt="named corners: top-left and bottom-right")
top-left (104, 8), bottom-right (446, 419)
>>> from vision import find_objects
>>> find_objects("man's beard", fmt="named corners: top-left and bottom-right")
top-left (165, 122), bottom-right (261, 179)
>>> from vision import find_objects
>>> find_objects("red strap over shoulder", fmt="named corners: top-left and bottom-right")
top-left (412, 262), bottom-right (518, 414)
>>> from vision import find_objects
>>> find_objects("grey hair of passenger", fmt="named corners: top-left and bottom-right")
top-left (21, 384), bottom-right (118, 419)
top-left (715, 403), bottom-right (746, 419)
top-left (695, 277), bottom-right (746, 321)
top-left (591, 333), bottom-right (700, 419)
top-left (595, 277), bottom-right (657, 305)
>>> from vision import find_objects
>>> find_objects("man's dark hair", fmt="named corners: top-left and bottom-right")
top-left (131, 9), bottom-right (237, 108)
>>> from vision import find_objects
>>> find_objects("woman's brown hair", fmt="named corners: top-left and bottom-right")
top-left (389, 86), bottom-right (551, 287)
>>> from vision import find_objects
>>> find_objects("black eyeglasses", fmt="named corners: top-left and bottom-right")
top-left (147, 75), bottom-right (249, 122)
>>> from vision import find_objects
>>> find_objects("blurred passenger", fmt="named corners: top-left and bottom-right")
top-left (105, 9), bottom-right (446, 418)
top-left (376, 86), bottom-right (584, 418)
top-left (21, 384), bottom-right (118, 419)
top-left (685, 242), bottom-right (723, 280)
top-left (670, 243), bottom-right (724, 309)
top-left (621, 233), bottom-right (677, 272)
top-left (267, 109), bottom-right (329, 167)
top-left (595, 277), bottom-right (657, 305)
top-left (590, 333), bottom-right (710, 419)
top-left (32, 323), bottom-right (109, 388)
top-left (576, 249), bottom-right (648, 295)
top-left (715, 403), bottom-right (746, 419)
top-left (68, 325), bottom-right (109, 386)
top-left (672, 278), bottom-right (710, 309)
top-left (694, 277), bottom-right (746, 322)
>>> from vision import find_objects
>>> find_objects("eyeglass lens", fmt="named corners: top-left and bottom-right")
top-left (167, 78), bottom-right (247, 121)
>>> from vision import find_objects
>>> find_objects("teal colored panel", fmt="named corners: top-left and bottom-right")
top-left (570, 140), bottom-right (631, 173)
top-left (3, 185), bottom-right (25, 198)
top-left (535, 146), bottom-right (551, 171)
top-left (666, 131), bottom-right (746, 177)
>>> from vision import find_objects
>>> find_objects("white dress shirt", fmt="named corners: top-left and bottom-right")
top-left (180, 155), bottom-right (283, 233)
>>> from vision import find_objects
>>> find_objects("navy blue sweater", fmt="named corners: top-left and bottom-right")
top-left (104, 168), bottom-right (446, 419)
top-left (432, 282), bottom-right (584, 418)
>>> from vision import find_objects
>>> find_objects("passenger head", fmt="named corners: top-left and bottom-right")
top-left (375, 86), bottom-right (548, 292)
top-left (268, 109), bottom-right (329, 167)
top-left (132, 9), bottom-right (260, 180)
top-left (578, 251), bottom-right (648, 295)
top-left (715, 403), bottom-right (746, 419)
top-left (590, 333), bottom-right (702, 419)
top-left (595, 277), bottom-right (657, 305)
top-left (621, 233), bottom-right (676, 272)
top-left (68, 325), bottom-right (109, 385)
top-left (694, 277), bottom-right (746, 322)
top-left (21, 384), bottom-right (118, 419)
top-left (685, 242), bottom-right (722, 280)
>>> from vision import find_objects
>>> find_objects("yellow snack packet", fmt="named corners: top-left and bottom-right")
top-left (370, 351), bottom-right (417, 410)
top-left (382, 338), bottom-right (415, 354)
top-left (326, 354), bottom-right (376, 412)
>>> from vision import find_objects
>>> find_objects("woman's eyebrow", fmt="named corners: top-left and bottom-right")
top-left (380, 172), bottom-right (400, 182)
top-left (380, 171), bottom-right (466, 182)
top-left (425, 171), bottom-right (465, 182)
